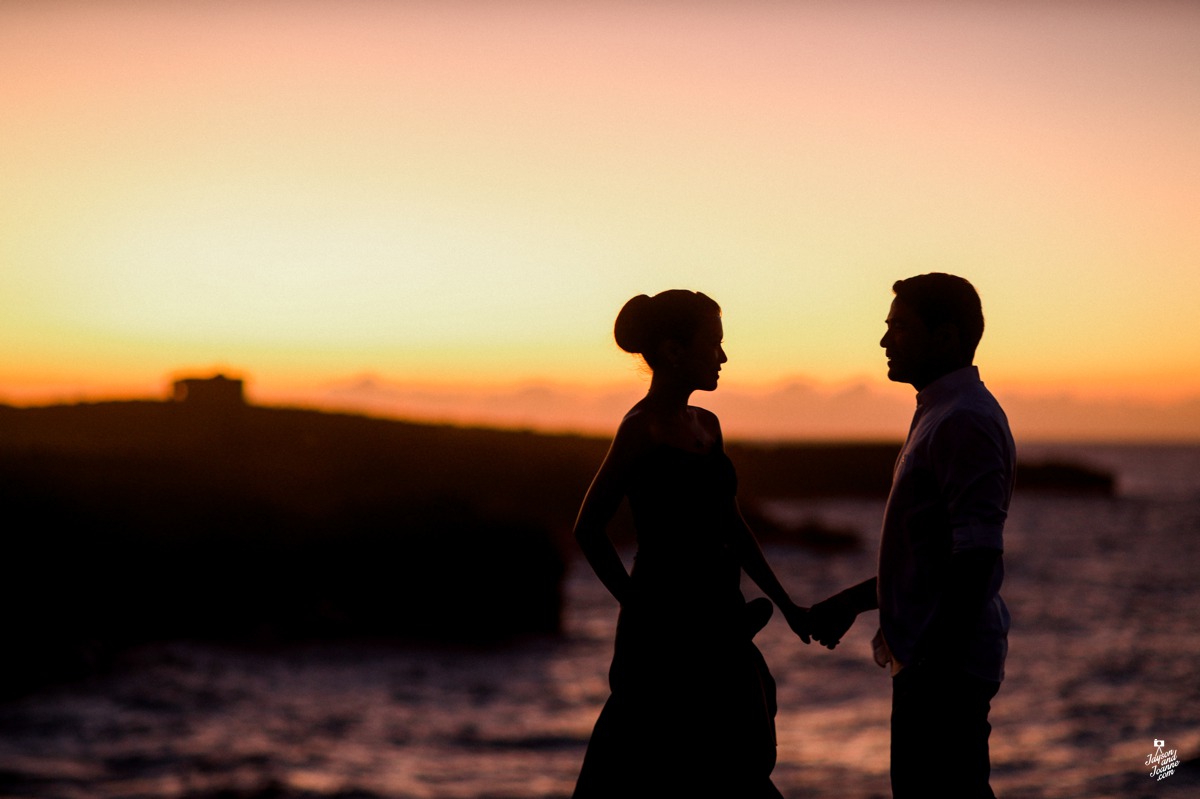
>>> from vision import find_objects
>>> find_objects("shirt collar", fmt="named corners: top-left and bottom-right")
top-left (915, 365), bottom-right (981, 409)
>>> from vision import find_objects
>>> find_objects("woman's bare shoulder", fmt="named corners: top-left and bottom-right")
top-left (617, 405), bottom-right (657, 439)
top-left (609, 405), bottom-right (659, 458)
top-left (688, 405), bottom-right (724, 440)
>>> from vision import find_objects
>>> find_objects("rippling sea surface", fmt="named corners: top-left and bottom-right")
top-left (1, 444), bottom-right (1198, 799)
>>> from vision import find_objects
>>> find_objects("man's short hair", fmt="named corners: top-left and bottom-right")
top-left (892, 273), bottom-right (985, 359)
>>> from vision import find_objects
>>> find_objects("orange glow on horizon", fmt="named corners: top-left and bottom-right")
top-left (2, 2), bottom-right (1199, 440)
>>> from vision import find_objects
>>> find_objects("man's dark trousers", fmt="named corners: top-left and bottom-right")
top-left (890, 662), bottom-right (1001, 798)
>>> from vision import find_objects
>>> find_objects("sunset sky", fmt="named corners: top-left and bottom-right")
top-left (3, 2), bottom-right (1198, 439)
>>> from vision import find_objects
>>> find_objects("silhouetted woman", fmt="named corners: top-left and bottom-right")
top-left (572, 290), bottom-right (809, 798)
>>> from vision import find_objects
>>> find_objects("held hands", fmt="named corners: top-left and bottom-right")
top-left (769, 594), bottom-right (860, 649)
top-left (808, 594), bottom-right (860, 650)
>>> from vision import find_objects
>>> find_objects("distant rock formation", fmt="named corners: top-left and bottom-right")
top-left (1014, 459), bottom-right (1116, 495)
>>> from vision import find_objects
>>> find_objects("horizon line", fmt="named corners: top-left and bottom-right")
top-left (3, 393), bottom-right (1198, 447)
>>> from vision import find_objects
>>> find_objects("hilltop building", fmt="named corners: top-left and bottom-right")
top-left (172, 374), bottom-right (245, 409)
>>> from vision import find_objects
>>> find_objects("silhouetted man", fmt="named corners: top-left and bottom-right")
top-left (809, 273), bottom-right (1014, 798)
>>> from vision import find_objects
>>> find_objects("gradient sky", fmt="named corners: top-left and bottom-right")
top-left (3, 2), bottom-right (1199, 437)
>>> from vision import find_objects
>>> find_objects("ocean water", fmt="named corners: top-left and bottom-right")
top-left (1, 444), bottom-right (1198, 799)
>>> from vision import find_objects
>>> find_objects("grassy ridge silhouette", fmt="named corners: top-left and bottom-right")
top-left (0, 402), bottom-right (587, 693)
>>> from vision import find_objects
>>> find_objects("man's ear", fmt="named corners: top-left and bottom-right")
top-left (933, 322), bottom-right (963, 359)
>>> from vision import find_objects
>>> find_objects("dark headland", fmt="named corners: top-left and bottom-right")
top-left (0, 384), bottom-right (1112, 695)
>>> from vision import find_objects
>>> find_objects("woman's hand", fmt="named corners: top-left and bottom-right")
top-left (780, 600), bottom-right (812, 644)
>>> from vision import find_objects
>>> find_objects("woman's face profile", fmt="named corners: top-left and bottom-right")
top-left (674, 315), bottom-right (726, 392)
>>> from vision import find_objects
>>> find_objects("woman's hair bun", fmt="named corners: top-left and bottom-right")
top-left (614, 294), bottom-right (655, 354)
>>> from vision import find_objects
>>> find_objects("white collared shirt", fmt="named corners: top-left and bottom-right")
top-left (876, 365), bottom-right (1015, 682)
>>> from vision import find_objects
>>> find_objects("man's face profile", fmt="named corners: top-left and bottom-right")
top-left (880, 298), bottom-right (940, 388)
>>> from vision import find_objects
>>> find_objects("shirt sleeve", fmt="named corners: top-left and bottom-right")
top-left (932, 408), bottom-right (1014, 553)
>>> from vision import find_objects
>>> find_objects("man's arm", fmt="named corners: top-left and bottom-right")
top-left (910, 548), bottom-right (1000, 667)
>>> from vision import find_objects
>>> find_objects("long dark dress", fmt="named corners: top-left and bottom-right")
top-left (573, 444), bottom-right (783, 798)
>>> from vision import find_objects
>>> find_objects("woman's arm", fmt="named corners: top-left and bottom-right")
top-left (573, 415), bottom-right (648, 605)
top-left (730, 504), bottom-right (810, 642)
top-left (700, 408), bottom-right (811, 641)
top-left (730, 504), bottom-right (794, 608)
